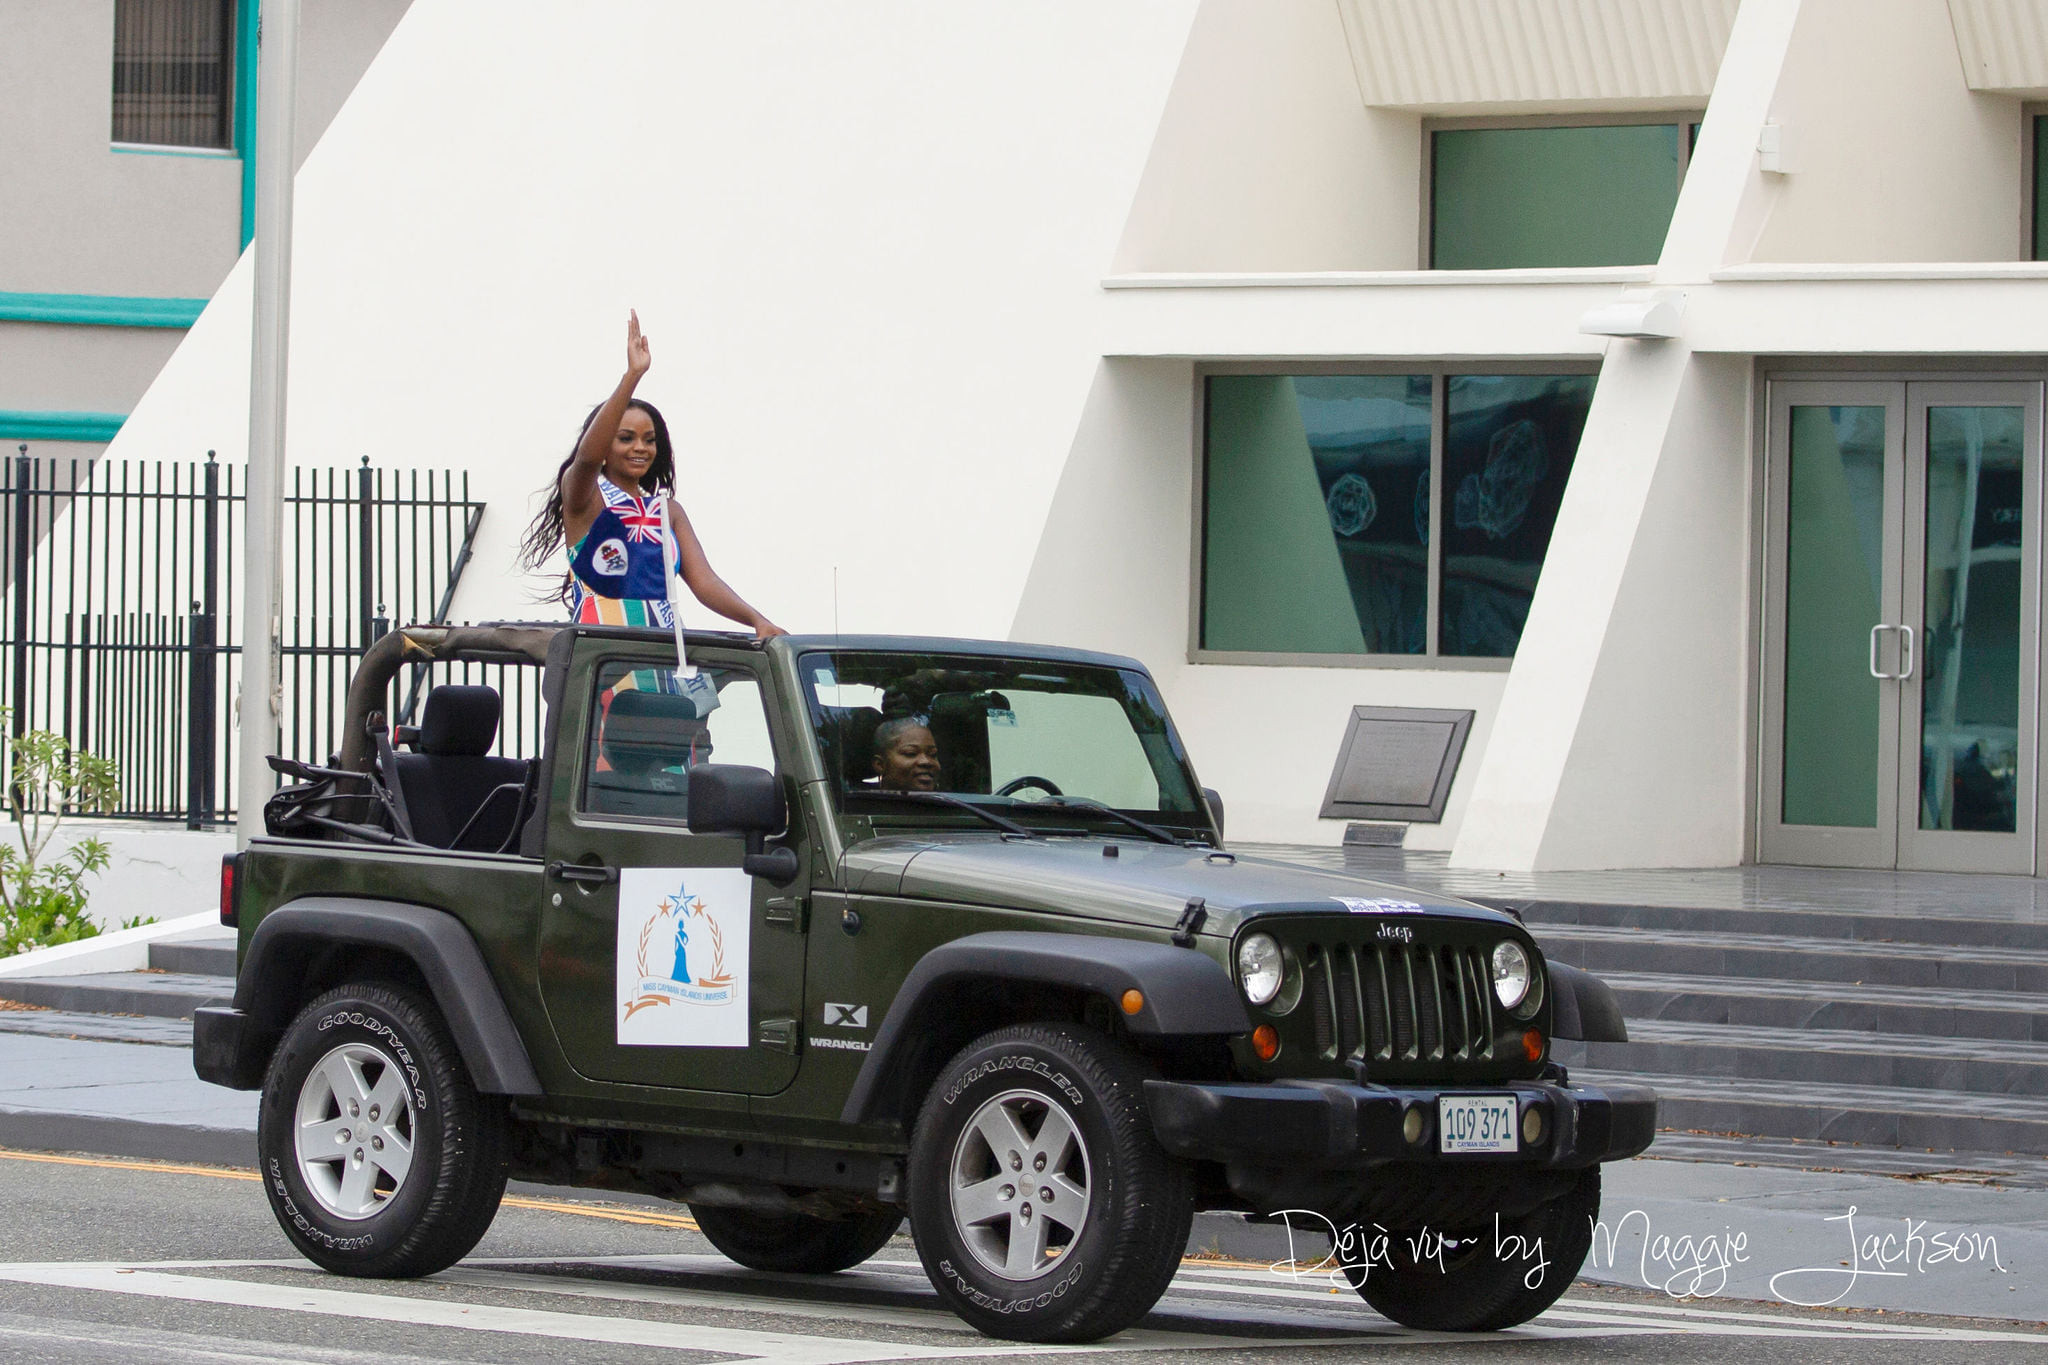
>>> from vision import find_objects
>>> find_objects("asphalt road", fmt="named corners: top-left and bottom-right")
top-left (1, 1149), bottom-right (2042, 1365)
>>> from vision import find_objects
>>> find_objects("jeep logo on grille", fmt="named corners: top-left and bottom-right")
top-left (1377, 922), bottom-right (1414, 943)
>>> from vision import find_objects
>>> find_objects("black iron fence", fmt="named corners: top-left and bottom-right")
top-left (0, 447), bottom-right (515, 825)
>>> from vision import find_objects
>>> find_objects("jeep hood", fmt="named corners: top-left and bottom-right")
top-left (842, 835), bottom-right (1508, 937)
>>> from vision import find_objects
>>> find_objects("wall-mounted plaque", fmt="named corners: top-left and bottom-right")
top-left (1318, 706), bottom-right (1475, 824)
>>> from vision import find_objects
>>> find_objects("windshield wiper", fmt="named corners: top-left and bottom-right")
top-left (1047, 796), bottom-right (1199, 846)
top-left (860, 789), bottom-right (1041, 838)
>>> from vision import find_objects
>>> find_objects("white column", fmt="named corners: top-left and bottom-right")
top-left (1450, 0), bottom-right (1804, 870)
top-left (237, 0), bottom-right (300, 848)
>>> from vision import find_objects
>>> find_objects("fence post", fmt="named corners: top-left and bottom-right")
top-left (202, 452), bottom-right (219, 819)
top-left (186, 603), bottom-right (205, 827)
top-left (187, 452), bottom-right (221, 827)
top-left (358, 454), bottom-right (375, 650)
top-left (11, 445), bottom-right (30, 741)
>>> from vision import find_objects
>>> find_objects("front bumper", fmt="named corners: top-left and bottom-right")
top-left (1145, 1076), bottom-right (1656, 1170)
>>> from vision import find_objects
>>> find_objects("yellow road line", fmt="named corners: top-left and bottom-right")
top-left (0, 1148), bottom-right (699, 1229)
top-left (501, 1196), bottom-right (699, 1231)
top-left (0, 1149), bottom-right (258, 1181)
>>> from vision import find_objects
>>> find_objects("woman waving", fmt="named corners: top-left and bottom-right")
top-left (520, 312), bottom-right (784, 636)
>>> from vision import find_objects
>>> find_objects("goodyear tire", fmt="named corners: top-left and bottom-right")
top-left (908, 1024), bottom-right (1193, 1342)
top-left (1344, 1167), bottom-right (1600, 1331)
top-left (689, 1204), bottom-right (904, 1273)
top-left (256, 981), bottom-right (508, 1278)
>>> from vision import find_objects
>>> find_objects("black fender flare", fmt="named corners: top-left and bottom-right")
top-left (1548, 961), bottom-right (1629, 1043)
top-left (217, 896), bottom-right (542, 1095)
top-left (839, 930), bottom-right (1250, 1127)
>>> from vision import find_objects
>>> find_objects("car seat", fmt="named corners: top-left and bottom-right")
top-left (391, 685), bottom-right (532, 851)
top-left (588, 689), bottom-right (708, 819)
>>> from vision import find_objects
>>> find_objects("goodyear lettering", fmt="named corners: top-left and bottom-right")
top-left (317, 1009), bottom-right (429, 1117)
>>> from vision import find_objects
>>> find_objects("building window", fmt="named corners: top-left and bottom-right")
top-left (1200, 370), bottom-right (1595, 662)
top-left (112, 0), bottom-right (236, 149)
top-left (1428, 119), bottom-right (1698, 269)
top-left (2033, 114), bottom-right (2048, 259)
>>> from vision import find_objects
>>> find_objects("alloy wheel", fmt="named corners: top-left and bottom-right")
top-left (947, 1087), bottom-right (1091, 1280)
top-left (293, 1041), bottom-right (416, 1220)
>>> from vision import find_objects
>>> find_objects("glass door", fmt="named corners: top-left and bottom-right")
top-left (1897, 385), bottom-right (2039, 873)
top-left (1762, 384), bottom-right (1905, 868)
top-left (1762, 381), bottom-right (2041, 872)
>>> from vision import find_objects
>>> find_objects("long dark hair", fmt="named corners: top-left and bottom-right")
top-left (519, 398), bottom-right (676, 606)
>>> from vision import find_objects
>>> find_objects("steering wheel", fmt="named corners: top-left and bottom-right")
top-left (996, 774), bottom-right (1064, 798)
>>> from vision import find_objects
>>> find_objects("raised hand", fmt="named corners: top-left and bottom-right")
top-left (626, 309), bottom-right (651, 377)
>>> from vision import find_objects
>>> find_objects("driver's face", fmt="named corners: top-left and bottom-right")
top-left (874, 725), bottom-right (941, 791)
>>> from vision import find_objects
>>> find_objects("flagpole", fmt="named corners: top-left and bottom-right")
top-left (237, 0), bottom-right (300, 848)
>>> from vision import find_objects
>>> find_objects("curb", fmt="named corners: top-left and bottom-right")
top-left (0, 1106), bottom-right (256, 1168)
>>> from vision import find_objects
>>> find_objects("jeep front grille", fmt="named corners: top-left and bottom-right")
top-left (1300, 941), bottom-right (1495, 1066)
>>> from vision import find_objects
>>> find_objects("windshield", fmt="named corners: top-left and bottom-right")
top-left (799, 651), bottom-right (1209, 838)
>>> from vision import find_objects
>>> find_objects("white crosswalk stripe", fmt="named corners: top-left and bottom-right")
top-left (0, 1253), bottom-right (2039, 1360)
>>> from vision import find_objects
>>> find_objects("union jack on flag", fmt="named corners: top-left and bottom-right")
top-left (618, 496), bottom-right (666, 545)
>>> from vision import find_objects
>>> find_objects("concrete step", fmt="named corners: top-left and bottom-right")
top-left (1537, 922), bottom-right (2048, 992)
top-left (1556, 1020), bottom-right (2048, 1096)
top-left (0, 971), bottom-right (228, 1020)
top-left (147, 933), bottom-right (237, 978)
top-left (1581, 1066), bottom-right (2048, 1156)
top-left (1599, 969), bottom-right (2048, 1041)
top-left (1511, 896), bottom-right (2048, 952)
top-left (0, 1005), bottom-right (195, 1046)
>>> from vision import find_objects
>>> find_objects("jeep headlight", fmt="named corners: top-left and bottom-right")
top-left (1237, 933), bottom-right (1284, 1007)
top-left (1492, 940), bottom-right (1533, 1012)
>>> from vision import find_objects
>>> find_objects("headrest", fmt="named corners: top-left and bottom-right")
top-left (825, 706), bottom-right (884, 786)
top-left (603, 689), bottom-right (709, 774)
top-left (418, 685), bottom-right (501, 756)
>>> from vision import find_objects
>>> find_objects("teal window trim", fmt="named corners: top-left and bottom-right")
top-left (0, 412), bottom-right (126, 444)
top-left (0, 292), bottom-right (205, 328)
top-left (236, 0), bottom-right (261, 249)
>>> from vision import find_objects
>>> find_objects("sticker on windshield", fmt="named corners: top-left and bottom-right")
top-left (1332, 896), bottom-right (1423, 914)
top-left (617, 867), bottom-right (752, 1047)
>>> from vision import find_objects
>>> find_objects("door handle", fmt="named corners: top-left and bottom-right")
top-left (1897, 624), bottom-right (1915, 681)
top-left (1869, 624), bottom-right (1897, 679)
top-left (547, 861), bottom-right (619, 885)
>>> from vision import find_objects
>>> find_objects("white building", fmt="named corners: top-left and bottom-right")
top-left (0, 0), bottom-right (409, 456)
top-left (91, 0), bottom-right (2048, 874)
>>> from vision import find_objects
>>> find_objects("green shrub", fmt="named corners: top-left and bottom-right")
top-left (0, 718), bottom-right (124, 958)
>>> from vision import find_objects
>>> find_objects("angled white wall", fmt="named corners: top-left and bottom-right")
top-left (105, 0), bottom-right (1201, 644)
top-left (1746, 0), bottom-right (2021, 263)
top-left (1113, 0), bottom-right (1420, 273)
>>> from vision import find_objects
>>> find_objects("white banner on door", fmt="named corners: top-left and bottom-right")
top-left (615, 867), bottom-right (752, 1047)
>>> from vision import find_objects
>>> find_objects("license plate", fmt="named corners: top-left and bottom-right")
top-left (1438, 1095), bottom-right (1518, 1154)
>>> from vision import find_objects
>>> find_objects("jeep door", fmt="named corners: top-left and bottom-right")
top-left (537, 645), bottom-right (807, 1094)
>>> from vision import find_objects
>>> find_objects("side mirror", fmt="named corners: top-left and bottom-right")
top-left (1203, 787), bottom-right (1225, 841)
top-left (688, 765), bottom-right (800, 886)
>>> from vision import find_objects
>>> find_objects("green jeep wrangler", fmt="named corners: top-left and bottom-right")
top-left (194, 623), bottom-right (1654, 1342)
